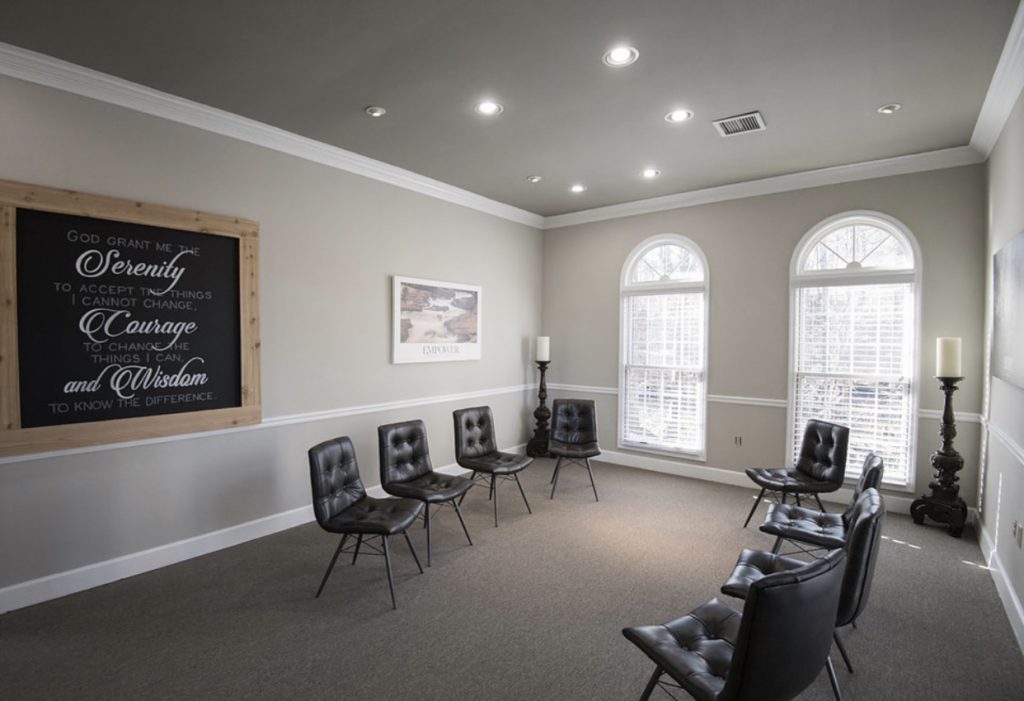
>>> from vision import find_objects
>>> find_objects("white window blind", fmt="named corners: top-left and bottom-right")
top-left (621, 239), bottom-right (707, 456)
top-left (792, 216), bottom-right (918, 487)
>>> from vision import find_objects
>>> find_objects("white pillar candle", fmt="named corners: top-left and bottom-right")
top-left (536, 336), bottom-right (550, 362)
top-left (936, 337), bottom-right (962, 377)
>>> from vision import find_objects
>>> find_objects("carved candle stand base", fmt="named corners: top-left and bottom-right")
top-left (910, 377), bottom-right (968, 538)
top-left (526, 361), bottom-right (551, 458)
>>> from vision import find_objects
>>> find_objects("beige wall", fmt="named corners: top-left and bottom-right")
top-left (543, 165), bottom-right (987, 502)
top-left (981, 88), bottom-right (1024, 630)
top-left (0, 76), bottom-right (544, 588)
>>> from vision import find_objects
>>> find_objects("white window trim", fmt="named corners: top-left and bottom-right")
top-left (787, 210), bottom-right (923, 492)
top-left (618, 234), bottom-right (710, 460)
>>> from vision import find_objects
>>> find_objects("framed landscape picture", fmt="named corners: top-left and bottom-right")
top-left (392, 276), bottom-right (481, 363)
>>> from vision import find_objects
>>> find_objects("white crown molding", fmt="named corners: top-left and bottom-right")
top-left (542, 146), bottom-right (983, 229)
top-left (0, 42), bottom-right (544, 229)
top-left (0, 383), bottom-right (536, 465)
top-left (970, 0), bottom-right (1024, 156)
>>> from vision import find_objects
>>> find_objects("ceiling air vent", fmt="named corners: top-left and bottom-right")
top-left (712, 111), bottom-right (766, 137)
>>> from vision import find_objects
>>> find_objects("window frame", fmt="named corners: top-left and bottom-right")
top-left (787, 210), bottom-right (923, 491)
top-left (618, 234), bottom-right (710, 460)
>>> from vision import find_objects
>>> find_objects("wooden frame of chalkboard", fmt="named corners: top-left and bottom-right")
top-left (0, 179), bottom-right (261, 457)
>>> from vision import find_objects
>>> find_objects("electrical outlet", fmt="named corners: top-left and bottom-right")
top-left (1018, 521), bottom-right (1024, 549)
top-left (734, 436), bottom-right (743, 446)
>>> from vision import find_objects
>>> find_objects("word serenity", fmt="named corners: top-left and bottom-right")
top-left (75, 248), bottom-right (194, 295)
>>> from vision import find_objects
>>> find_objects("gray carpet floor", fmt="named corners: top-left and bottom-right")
top-left (2, 459), bottom-right (1023, 700)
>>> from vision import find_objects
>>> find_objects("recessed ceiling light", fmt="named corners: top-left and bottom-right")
top-left (526, 175), bottom-right (543, 183)
top-left (475, 100), bottom-right (504, 116)
top-left (364, 105), bottom-right (386, 118)
top-left (877, 103), bottom-right (901, 115)
top-left (641, 168), bottom-right (661, 179)
top-left (603, 45), bottom-right (639, 67)
top-left (665, 109), bottom-right (694, 123)
top-left (570, 184), bottom-right (587, 193)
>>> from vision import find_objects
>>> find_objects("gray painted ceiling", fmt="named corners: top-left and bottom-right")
top-left (0, 1), bottom-right (1016, 216)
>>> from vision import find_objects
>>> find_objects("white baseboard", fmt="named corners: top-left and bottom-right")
top-left (0, 504), bottom-right (315, 614)
top-left (978, 521), bottom-right (1024, 655)
top-left (0, 444), bottom-right (524, 614)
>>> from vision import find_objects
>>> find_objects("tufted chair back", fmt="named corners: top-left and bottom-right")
top-left (453, 406), bottom-right (498, 461)
top-left (308, 436), bottom-right (367, 527)
top-left (836, 488), bottom-right (885, 627)
top-left (843, 452), bottom-right (885, 525)
top-left (378, 419), bottom-right (434, 489)
top-left (550, 399), bottom-right (599, 446)
top-left (722, 549), bottom-right (847, 701)
top-left (794, 420), bottom-right (850, 487)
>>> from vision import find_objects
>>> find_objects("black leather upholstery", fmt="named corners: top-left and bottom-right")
top-left (377, 419), bottom-right (474, 566)
top-left (742, 420), bottom-right (849, 527)
top-left (453, 406), bottom-right (532, 474)
top-left (624, 550), bottom-right (847, 701)
top-left (548, 398), bottom-right (601, 501)
top-left (307, 436), bottom-right (425, 607)
top-left (309, 436), bottom-right (422, 534)
top-left (835, 488), bottom-right (885, 627)
top-left (757, 453), bottom-right (885, 544)
top-left (379, 420), bottom-right (473, 503)
top-left (548, 398), bottom-right (600, 457)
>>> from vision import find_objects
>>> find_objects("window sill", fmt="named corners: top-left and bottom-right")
top-left (618, 441), bottom-right (706, 462)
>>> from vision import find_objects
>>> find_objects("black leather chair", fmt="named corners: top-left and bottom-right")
top-left (453, 406), bottom-right (533, 527)
top-left (623, 549), bottom-right (847, 701)
top-left (721, 488), bottom-right (885, 699)
top-left (378, 419), bottom-right (473, 566)
top-left (760, 456), bottom-right (883, 555)
top-left (743, 419), bottom-right (850, 527)
top-left (758, 452), bottom-right (883, 554)
top-left (548, 398), bottom-right (600, 501)
top-left (308, 436), bottom-right (424, 609)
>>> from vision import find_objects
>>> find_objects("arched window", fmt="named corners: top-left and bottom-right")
top-left (620, 235), bottom-right (708, 457)
top-left (790, 212), bottom-right (920, 486)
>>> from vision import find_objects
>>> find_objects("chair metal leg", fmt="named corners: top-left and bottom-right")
top-left (772, 536), bottom-right (784, 554)
top-left (815, 493), bottom-right (827, 512)
top-left (743, 487), bottom-right (766, 527)
top-left (584, 457), bottom-right (599, 501)
top-left (382, 535), bottom-right (397, 610)
top-left (640, 666), bottom-right (663, 701)
top-left (315, 534), bottom-right (348, 598)
top-left (550, 456), bottom-right (563, 499)
top-left (514, 473), bottom-right (532, 513)
top-left (489, 474), bottom-right (495, 501)
top-left (795, 493), bottom-right (802, 506)
top-left (351, 534), bottom-right (363, 565)
top-left (424, 504), bottom-right (431, 567)
top-left (492, 474), bottom-right (499, 527)
top-left (403, 530), bottom-right (424, 574)
top-left (834, 630), bottom-right (854, 672)
top-left (458, 472), bottom-right (476, 506)
top-left (825, 655), bottom-right (843, 701)
top-left (452, 499), bottom-right (473, 546)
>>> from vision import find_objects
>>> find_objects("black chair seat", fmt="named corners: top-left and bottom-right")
top-left (385, 471), bottom-right (473, 503)
top-left (323, 495), bottom-right (422, 535)
top-left (745, 467), bottom-right (836, 493)
top-left (457, 450), bottom-right (532, 474)
top-left (622, 599), bottom-right (740, 701)
top-left (760, 503), bottom-right (846, 549)
top-left (548, 440), bottom-right (600, 459)
top-left (720, 548), bottom-right (805, 599)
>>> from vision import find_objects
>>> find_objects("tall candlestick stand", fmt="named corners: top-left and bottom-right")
top-left (910, 377), bottom-right (968, 537)
top-left (526, 361), bottom-right (551, 458)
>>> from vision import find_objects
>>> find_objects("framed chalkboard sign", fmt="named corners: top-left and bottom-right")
top-left (0, 179), bottom-right (261, 457)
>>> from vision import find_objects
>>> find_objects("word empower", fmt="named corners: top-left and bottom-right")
top-left (75, 248), bottom-right (193, 295)
top-left (63, 357), bottom-right (209, 400)
top-left (79, 307), bottom-right (197, 351)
